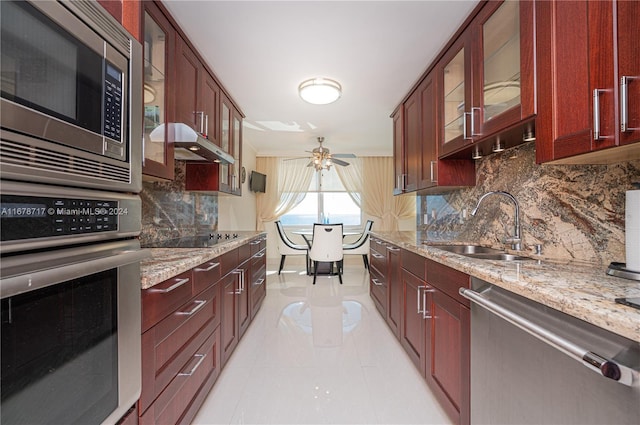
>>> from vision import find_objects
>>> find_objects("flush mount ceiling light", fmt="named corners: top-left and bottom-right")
top-left (298, 78), bottom-right (342, 105)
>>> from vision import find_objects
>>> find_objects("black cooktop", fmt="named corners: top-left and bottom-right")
top-left (142, 233), bottom-right (240, 248)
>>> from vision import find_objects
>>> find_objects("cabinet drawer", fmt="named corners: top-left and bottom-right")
top-left (140, 283), bottom-right (220, 413)
top-left (218, 248), bottom-right (238, 277)
top-left (250, 247), bottom-right (266, 269)
top-left (140, 327), bottom-right (220, 425)
top-left (238, 241), bottom-right (251, 263)
top-left (426, 259), bottom-right (470, 306)
top-left (371, 237), bottom-right (386, 253)
top-left (142, 270), bottom-right (193, 332)
top-left (401, 249), bottom-right (426, 280)
top-left (369, 267), bottom-right (387, 315)
top-left (193, 258), bottom-right (222, 295)
top-left (370, 247), bottom-right (387, 274)
top-left (249, 237), bottom-right (266, 255)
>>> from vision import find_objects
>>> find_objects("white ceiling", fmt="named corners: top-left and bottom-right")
top-left (162, 1), bottom-right (479, 158)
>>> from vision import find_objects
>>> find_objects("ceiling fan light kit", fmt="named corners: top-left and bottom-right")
top-left (298, 78), bottom-right (342, 105)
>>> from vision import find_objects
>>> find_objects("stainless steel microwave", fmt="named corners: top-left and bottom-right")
top-left (0, 0), bottom-right (142, 193)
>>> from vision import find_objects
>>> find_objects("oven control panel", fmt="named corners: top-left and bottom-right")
top-left (0, 194), bottom-right (122, 242)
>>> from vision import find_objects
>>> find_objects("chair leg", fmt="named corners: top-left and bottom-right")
top-left (338, 260), bottom-right (343, 284)
top-left (278, 255), bottom-right (286, 275)
top-left (362, 254), bottom-right (369, 270)
top-left (313, 261), bottom-right (318, 284)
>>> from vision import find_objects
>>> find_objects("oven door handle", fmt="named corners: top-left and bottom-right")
top-left (1, 245), bottom-right (149, 299)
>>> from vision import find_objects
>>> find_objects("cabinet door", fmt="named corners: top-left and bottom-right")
top-left (535, 0), bottom-right (617, 162)
top-left (200, 72), bottom-right (220, 146)
top-left (219, 97), bottom-right (232, 193)
top-left (400, 270), bottom-right (428, 374)
top-left (440, 30), bottom-right (474, 156)
top-left (235, 264), bottom-right (251, 339)
top-left (473, 0), bottom-right (535, 137)
top-left (175, 35), bottom-right (200, 132)
top-left (386, 244), bottom-right (402, 338)
top-left (426, 289), bottom-right (470, 425)
top-left (404, 90), bottom-right (420, 192)
top-left (618, 0), bottom-right (640, 146)
top-left (230, 108), bottom-right (243, 195)
top-left (221, 272), bottom-right (238, 366)
top-left (142, 2), bottom-right (175, 180)
top-left (392, 107), bottom-right (405, 194)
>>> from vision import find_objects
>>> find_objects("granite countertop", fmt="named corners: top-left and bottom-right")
top-left (140, 231), bottom-right (265, 289)
top-left (371, 231), bottom-right (640, 343)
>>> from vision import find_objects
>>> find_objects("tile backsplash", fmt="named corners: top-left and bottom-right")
top-left (140, 161), bottom-right (217, 245)
top-left (419, 142), bottom-right (640, 266)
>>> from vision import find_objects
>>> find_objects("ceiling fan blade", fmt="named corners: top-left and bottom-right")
top-left (332, 153), bottom-right (356, 158)
top-left (306, 161), bottom-right (315, 167)
top-left (332, 158), bottom-right (350, 167)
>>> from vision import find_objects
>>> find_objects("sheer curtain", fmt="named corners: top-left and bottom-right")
top-left (338, 156), bottom-right (415, 231)
top-left (255, 157), bottom-right (314, 230)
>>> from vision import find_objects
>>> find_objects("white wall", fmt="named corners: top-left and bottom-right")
top-left (218, 142), bottom-right (258, 230)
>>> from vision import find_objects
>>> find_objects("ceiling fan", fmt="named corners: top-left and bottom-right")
top-left (304, 137), bottom-right (355, 171)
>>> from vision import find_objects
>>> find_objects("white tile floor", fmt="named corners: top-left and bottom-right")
top-left (192, 257), bottom-right (451, 425)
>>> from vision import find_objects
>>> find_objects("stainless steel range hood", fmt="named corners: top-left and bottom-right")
top-left (149, 123), bottom-right (234, 164)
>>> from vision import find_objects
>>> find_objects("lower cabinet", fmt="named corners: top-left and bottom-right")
top-left (373, 248), bottom-right (470, 425)
top-left (369, 238), bottom-right (402, 338)
top-left (140, 237), bottom-right (267, 424)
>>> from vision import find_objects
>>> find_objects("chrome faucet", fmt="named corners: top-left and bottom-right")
top-left (471, 191), bottom-right (522, 251)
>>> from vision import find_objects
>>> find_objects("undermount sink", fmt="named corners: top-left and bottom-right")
top-left (431, 244), bottom-right (504, 255)
top-left (430, 244), bottom-right (533, 261)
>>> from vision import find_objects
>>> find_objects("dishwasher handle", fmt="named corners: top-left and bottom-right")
top-left (459, 287), bottom-right (638, 387)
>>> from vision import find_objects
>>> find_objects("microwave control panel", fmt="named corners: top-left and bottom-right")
top-left (0, 194), bottom-right (121, 242)
top-left (103, 61), bottom-right (123, 143)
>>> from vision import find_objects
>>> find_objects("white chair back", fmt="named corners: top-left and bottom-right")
top-left (309, 223), bottom-right (344, 262)
top-left (275, 221), bottom-right (307, 255)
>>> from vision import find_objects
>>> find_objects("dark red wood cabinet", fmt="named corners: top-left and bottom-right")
top-left (536, 0), bottom-right (640, 163)
top-left (377, 249), bottom-right (470, 425)
top-left (140, 238), bottom-right (267, 424)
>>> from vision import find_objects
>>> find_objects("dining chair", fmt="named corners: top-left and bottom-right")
top-left (343, 220), bottom-right (373, 269)
top-left (275, 220), bottom-right (309, 275)
top-left (308, 223), bottom-right (344, 285)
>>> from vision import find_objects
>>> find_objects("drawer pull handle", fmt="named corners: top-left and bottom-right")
top-left (386, 246), bottom-right (400, 252)
top-left (253, 252), bottom-right (265, 258)
top-left (371, 253), bottom-right (385, 259)
top-left (250, 240), bottom-right (262, 245)
top-left (178, 353), bottom-right (207, 377)
top-left (371, 278), bottom-right (384, 286)
top-left (255, 278), bottom-right (265, 286)
top-left (176, 299), bottom-right (206, 316)
top-left (195, 262), bottom-right (220, 272)
top-left (148, 277), bottom-right (189, 293)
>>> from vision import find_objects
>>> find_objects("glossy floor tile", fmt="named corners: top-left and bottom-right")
top-left (192, 257), bottom-right (451, 424)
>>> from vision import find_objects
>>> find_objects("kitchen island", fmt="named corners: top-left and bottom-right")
top-left (371, 231), bottom-right (639, 342)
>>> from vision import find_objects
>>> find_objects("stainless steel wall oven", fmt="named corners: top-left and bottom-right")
top-left (0, 1), bottom-right (145, 423)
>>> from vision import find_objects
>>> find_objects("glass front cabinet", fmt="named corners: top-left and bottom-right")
top-left (439, 0), bottom-right (535, 158)
top-left (142, 2), bottom-right (175, 180)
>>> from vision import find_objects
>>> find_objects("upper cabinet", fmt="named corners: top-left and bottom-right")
top-left (142, 1), bottom-right (175, 180)
top-left (438, 0), bottom-right (535, 159)
top-left (137, 1), bottom-right (244, 186)
top-left (535, 0), bottom-right (640, 164)
top-left (439, 29), bottom-right (473, 157)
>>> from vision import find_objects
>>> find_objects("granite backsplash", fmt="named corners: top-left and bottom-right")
top-left (419, 142), bottom-right (640, 266)
top-left (140, 161), bottom-right (217, 245)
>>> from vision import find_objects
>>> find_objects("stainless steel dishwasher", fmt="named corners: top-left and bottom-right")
top-left (461, 278), bottom-right (640, 424)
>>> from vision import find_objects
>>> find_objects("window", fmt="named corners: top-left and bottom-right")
top-left (280, 168), bottom-right (361, 226)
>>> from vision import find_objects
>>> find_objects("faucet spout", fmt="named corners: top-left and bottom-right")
top-left (471, 191), bottom-right (522, 250)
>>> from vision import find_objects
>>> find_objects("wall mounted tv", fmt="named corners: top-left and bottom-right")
top-left (249, 171), bottom-right (266, 193)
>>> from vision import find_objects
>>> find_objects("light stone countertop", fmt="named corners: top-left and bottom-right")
top-left (140, 231), bottom-right (265, 289)
top-left (371, 231), bottom-right (640, 343)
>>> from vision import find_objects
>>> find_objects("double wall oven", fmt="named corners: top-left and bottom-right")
top-left (1, 1), bottom-right (144, 424)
